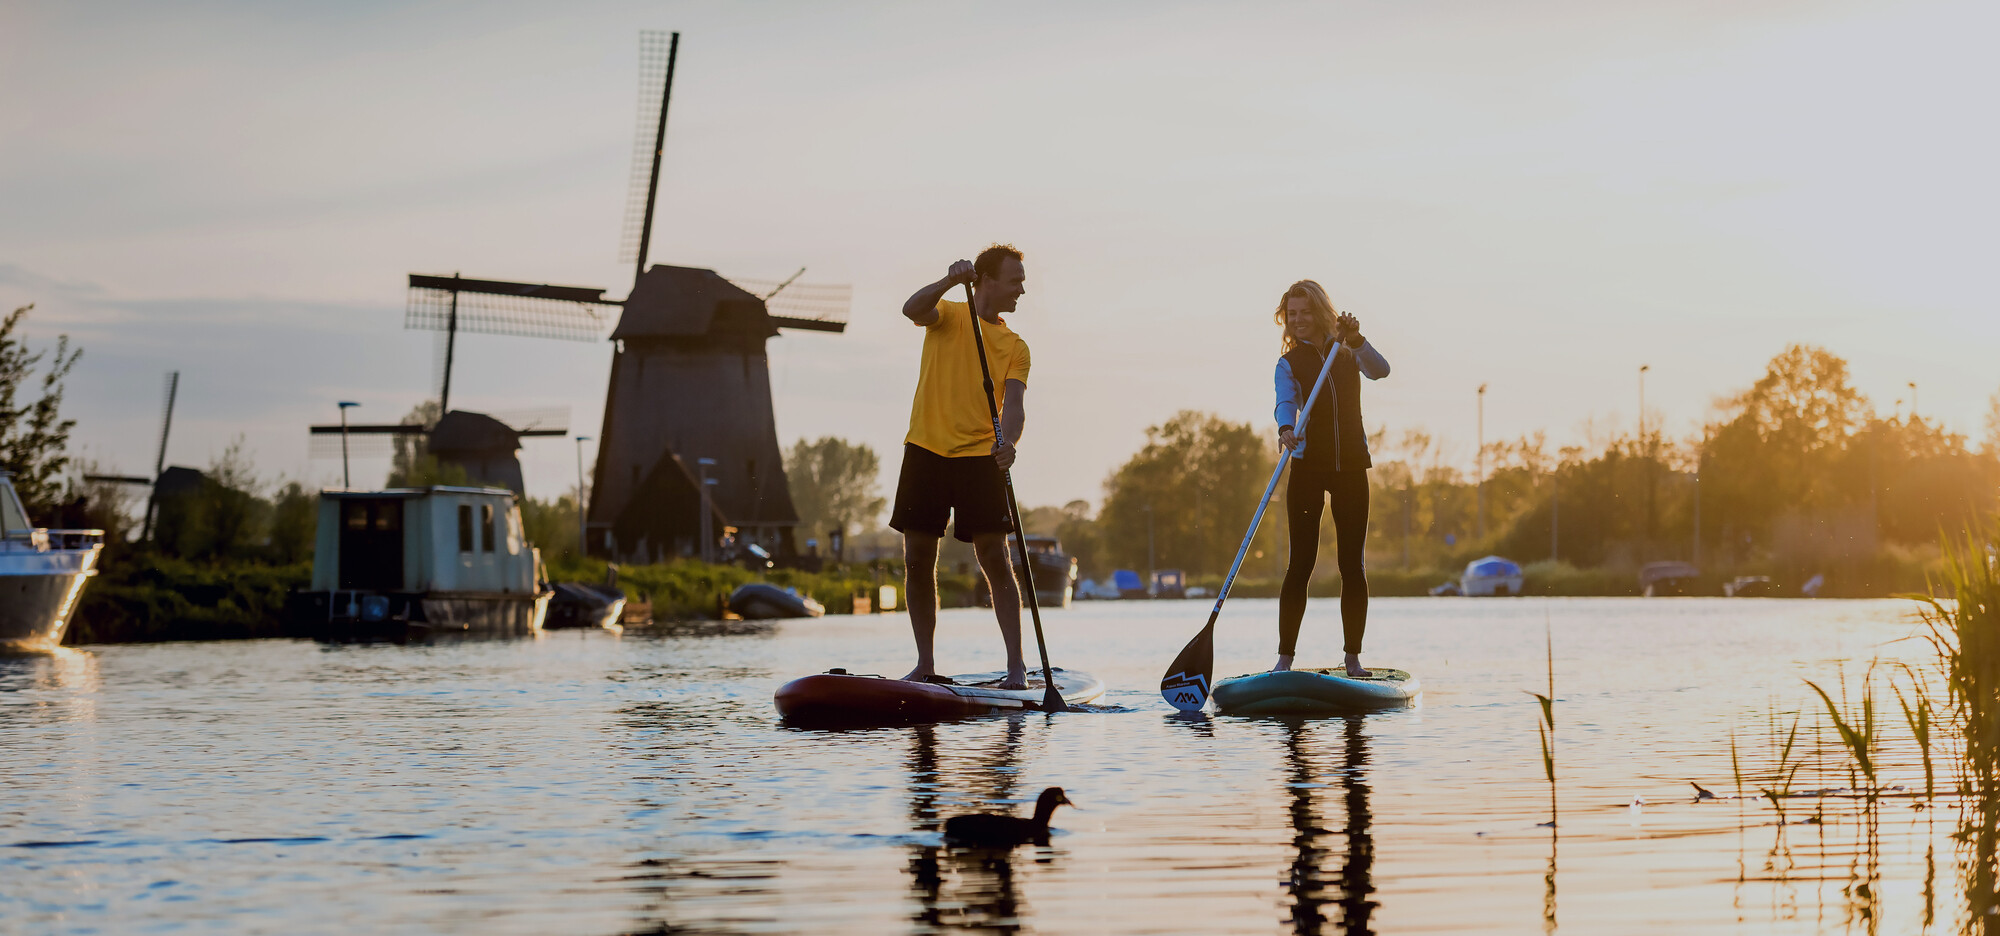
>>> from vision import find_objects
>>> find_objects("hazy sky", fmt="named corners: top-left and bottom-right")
top-left (4, 0), bottom-right (1995, 512)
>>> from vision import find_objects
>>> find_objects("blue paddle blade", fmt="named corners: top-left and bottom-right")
top-left (1160, 621), bottom-right (1214, 712)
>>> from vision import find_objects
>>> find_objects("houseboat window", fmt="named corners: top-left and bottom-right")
top-left (345, 500), bottom-right (401, 533)
top-left (505, 507), bottom-right (522, 555)
top-left (481, 503), bottom-right (495, 552)
top-left (458, 504), bottom-right (474, 552)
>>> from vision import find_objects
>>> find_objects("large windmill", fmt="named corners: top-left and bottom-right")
top-left (385, 31), bottom-right (848, 563)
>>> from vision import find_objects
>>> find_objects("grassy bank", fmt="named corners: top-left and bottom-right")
top-left (70, 552), bottom-right (310, 644)
top-left (544, 556), bottom-right (986, 619)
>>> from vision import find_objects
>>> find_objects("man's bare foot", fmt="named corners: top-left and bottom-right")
top-left (1343, 653), bottom-right (1371, 678)
top-left (998, 666), bottom-right (1029, 691)
top-left (901, 664), bottom-right (936, 683)
top-left (1270, 654), bottom-right (1294, 673)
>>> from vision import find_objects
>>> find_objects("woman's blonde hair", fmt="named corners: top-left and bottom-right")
top-left (1274, 279), bottom-right (1337, 352)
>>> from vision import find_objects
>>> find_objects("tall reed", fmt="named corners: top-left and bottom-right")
top-left (1910, 525), bottom-right (2000, 794)
top-left (1528, 626), bottom-right (1556, 827)
top-left (1804, 667), bottom-right (1879, 796)
top-left (1890, 666), bottom-right (1936, 801)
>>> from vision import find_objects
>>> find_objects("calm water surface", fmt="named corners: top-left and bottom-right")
top-left (0, 598), bottom-right (1971, 934)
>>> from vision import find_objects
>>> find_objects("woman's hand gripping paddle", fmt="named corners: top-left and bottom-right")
top-left (1158, 335), bottom-right (1348, 712)
top-left (963, 282), bottom-right (1066, 713)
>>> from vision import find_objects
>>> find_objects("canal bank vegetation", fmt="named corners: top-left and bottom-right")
top-left (1040, 345), bottom-right (1998, 598)
top-left (1698, 524), bottom-right (2000, 924)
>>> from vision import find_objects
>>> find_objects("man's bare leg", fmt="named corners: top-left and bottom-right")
top-left (971, 533), bottom-right (1029, 689)
top-left (900, 531), bottom-right (941, 682)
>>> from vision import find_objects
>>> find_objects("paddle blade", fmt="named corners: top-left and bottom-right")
top-left (1042, 683), bottom-right (1067, 713)
top-left (1160, 621), bottom-right (1215, 712)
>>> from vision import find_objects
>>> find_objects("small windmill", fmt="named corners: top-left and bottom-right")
top-left (84, 370), bottom-right (180, 541)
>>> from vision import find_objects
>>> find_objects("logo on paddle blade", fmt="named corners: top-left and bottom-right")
top-left (1160, 671), bottom-right (1209, 712)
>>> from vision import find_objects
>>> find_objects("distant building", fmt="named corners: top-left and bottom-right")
top-left (429, 411), bottom-right (526, 493)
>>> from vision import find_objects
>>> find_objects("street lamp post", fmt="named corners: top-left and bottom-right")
top-left (1145, 503), bottom-right (1156, 593)
top-left (1476, 384), bottom-right (1487, 540)
top-left (574, 435), bottom-right (591, 558)
top-left (1639, 364), bottom-right (1653, 555)
top-left (697, 457), bottom-right (718, 563)
top-left (337, 401), bottom-right (360, 489)
top-left (1638, 364), bottom-right (1650, 440)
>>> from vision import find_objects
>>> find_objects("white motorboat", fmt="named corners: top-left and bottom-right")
top-left (0, 471), bottom-right (103, 651)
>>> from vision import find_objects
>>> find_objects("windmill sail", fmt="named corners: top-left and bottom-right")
top-left (725, 273), bottom-right (851, 332)
top-left (619, 30), bottom-right (678, 271)
top-left (405, 274), bottom-right (617, 343)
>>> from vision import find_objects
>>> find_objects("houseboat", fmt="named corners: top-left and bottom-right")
top-left (292, 485), bottom-right (551, 640)
top-left (0, 471), bottom-right (103, 651)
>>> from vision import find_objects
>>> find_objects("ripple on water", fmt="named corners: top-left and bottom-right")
top-left (0, 598), bottom-right (1973, 933)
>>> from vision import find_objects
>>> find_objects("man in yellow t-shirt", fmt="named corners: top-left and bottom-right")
top-left (890, 244), bottom-right (1032, 689)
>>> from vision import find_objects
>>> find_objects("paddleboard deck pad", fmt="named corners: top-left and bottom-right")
top-left (775, 668), bottom-right (1104, 725)
top-left (1210, 667), bottom-right (1420, 715)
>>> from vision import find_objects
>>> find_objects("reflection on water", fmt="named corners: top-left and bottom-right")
top-left (906, 718), bottom-right (1043, 933)
top-left (4, 599), bottom-right (1994, 933)
top-left (1280, 717), bottom-right (1376, 934)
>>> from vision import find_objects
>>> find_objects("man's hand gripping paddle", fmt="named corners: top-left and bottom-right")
top-left (1159, 337), bottom-right (1347, 712)
top-left (963, 282), bottom-right (1066, 713)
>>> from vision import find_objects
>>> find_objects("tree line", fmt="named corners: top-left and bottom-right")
top-left (8, 295), bottom-right (1992, 600)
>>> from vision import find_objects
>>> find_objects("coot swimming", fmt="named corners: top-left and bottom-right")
top-left (942, 787), bottom-right (1075, 847)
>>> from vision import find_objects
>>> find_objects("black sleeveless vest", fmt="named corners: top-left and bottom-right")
top-left (1285, 341), bottom-right (1370, 472)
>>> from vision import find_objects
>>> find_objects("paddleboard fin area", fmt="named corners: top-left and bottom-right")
top-left (775, 669), bottom-right (1104, 726)
top-left (1209, 667), bottom-right (1420, 716)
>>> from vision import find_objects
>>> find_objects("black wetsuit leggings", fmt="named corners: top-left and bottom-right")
top-left (1278, 464), bottom-right (1370, 657)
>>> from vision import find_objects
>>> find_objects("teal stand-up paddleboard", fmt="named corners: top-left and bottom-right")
top-left (1158, 329), bottom-right (1426, 715)
top-left (1211, 668), bottom-right (1420, 716)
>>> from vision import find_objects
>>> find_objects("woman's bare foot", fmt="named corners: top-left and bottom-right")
top-left (1344, 653), bottom-right (1371, 678)
top-left (998, 666), bottom-right (1029, 691)
top-left (1270, 654), bottom-right (1294, 673)
top-left (901, 664), bottom-right (935, 683)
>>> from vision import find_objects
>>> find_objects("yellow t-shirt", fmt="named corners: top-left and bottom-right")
top-left (905, 299), bottom-right (1031, 458)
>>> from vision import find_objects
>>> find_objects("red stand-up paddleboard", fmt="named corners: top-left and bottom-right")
top-left (775, 669), bottom-right (1103, 725)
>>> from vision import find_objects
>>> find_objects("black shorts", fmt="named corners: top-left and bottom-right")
top-left (888, 443), bottom-right (1013, 542)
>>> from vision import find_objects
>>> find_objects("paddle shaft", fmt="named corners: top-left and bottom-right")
top-left (962, 282), bottom-right (1065, 712)
top-left (1192, 336), bottom-right (1352, 644)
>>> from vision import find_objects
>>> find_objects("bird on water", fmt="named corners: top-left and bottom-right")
top-left (942, 787), bottom-right (1075, 847)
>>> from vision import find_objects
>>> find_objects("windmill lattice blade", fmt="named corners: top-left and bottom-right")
top-left (618, 30), bottom-right (676, 265)
top-left (726, 276), bottom-right (853, 324)
top-left (308, 433), bottom-right (403, 461)
top-left (405, 284), bottom-right (614, 343)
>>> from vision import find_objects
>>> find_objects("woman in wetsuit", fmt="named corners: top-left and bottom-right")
top-left (1271, 280), bottom-right (1390, 677)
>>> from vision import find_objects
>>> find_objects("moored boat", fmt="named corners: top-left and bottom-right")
top-left (0, 471), bottom-right (103, 652)
top-left (1460, 555), bottom-right (1523, 596)
top-left (727, 582), bottom-right (824, 619)
top-left (291, 485), bottom-right (552, 641)
top-left (545, 581), bottom-right (627, 630)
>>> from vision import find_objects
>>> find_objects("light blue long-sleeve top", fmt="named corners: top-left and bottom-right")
top-left (1273, 338), bottom-right (1391, 464)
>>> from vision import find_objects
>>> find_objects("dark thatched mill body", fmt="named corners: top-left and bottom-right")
top-left (587, 265), bottom-right (843, 564)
